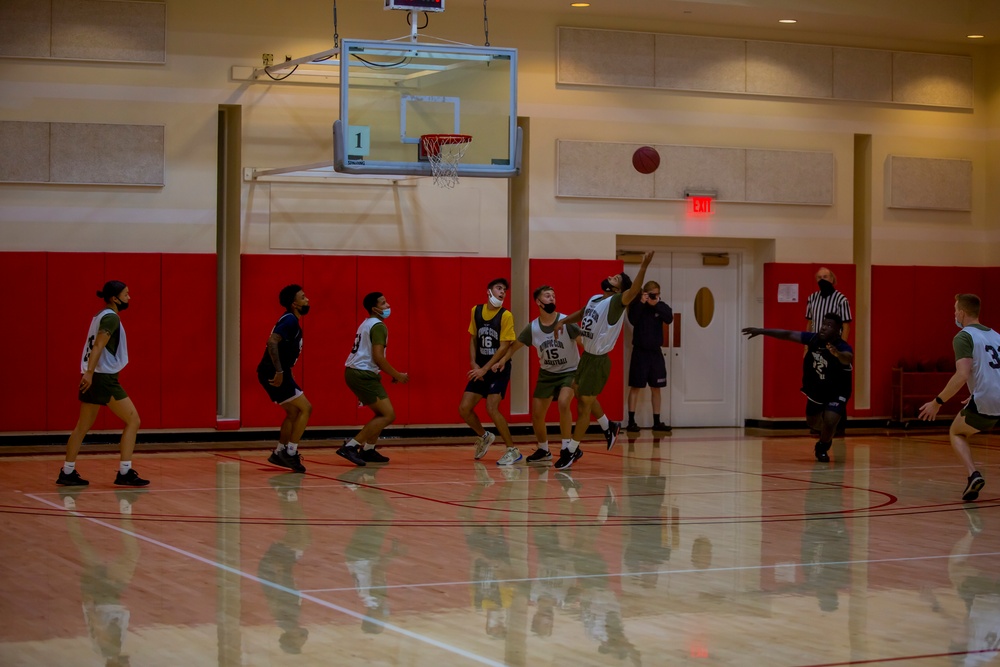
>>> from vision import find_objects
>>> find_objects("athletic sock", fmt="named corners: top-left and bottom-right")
top-left (119, 461), bottom-right (132, 476)
top-left (561, 439), bottom-right (570, 449)
top-left (653, 413), bottom-right (661, 424)
top-left (286, 442), bottom-right (298, 455)
top-left (628, 411), bottom-right (636, 424)
top-left (568, 439), bottom-right (580, 453)
top-left (538, 441), bottom-right (550, 452)
top-left (275, 443), bottom-right (287, 453)
top-left (363, 442), bottom-right (376, 450)
top-left (62, 461), bottom-right (76, 475)
top-left (346, 438), bottom-right (361, 449)
top-left (597, 415), bottom-right (610, 430)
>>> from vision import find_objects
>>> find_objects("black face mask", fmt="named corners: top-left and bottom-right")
top-left (115, 300), bottom-right (129, 311)
top-left (817, 279), bottom-right (835, 296)
top-left (601, 278), bottom-right (613, 292)
top-left (541, 302), bottom-right (556, 314)
top-left (298, 305), bottom-right (310, 316)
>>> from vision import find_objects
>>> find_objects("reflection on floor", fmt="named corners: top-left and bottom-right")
top-left (1, 428), bottom-right (999, 666)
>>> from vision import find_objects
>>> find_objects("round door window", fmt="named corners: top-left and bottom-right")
top-left (694, 287), bottom-right (715, 328)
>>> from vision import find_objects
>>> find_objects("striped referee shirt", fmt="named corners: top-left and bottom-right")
top-left (805, 289), bottom-right (852, 333)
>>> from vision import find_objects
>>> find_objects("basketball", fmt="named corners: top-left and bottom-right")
top-left (632, 146), bottom-right (660, 174)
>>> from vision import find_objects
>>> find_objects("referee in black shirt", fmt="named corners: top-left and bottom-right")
top-left (626, 281), bottom-right (674, 432)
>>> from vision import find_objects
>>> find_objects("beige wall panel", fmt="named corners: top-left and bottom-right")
top-left (556, 141), bottom-right (654, 199)
top-left (746, 41), bottom-right (832, 98)
top-left (557, 27), bottom-right (654, 88)
top-left (0, 121), bottom-right (50, 182)
top-left (746, 150), bottom-right (834, 205)
top-left (50, 123), bottom-right (164, 185)
top-left (833, 47), bottom-right (892, 102)
top-left (887, 156), bottom-right (972, 211)
top-left (267, 184), bottom-right (483, 253)
top-left (892, 52), bottom-right (973, 108)
top-left (51, 0), bottom-right (165, 63)
top-left (654, 34), bottom-right (745, 93)
top-left (656, 146), bottom-right (745, 201)
top-left (0, 0), bottom-right (51, 58)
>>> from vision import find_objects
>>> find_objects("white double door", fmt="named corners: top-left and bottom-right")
top-left (623, 252), bottom-right (741, 427)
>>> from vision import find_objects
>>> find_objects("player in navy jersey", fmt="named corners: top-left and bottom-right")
top-left (742, 313), bottom-right (853, 462)
top-left (258, 284), bottom-right (312, 473)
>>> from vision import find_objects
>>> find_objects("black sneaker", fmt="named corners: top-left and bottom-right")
top-left (553, 447), bottom-right (583, 470)
top-left (268, 448), bottom-right (306, 473)
top-left (625, 422), bottom-right (641, 433)
top-left (526, 448), bottom-right (552, 463)
top-left (652, 422), bottom-right (672, 433)
top-left (604, 421), bottom-right (621, 450)
top-left (336, 444), bottom-right (367, 467)
top-left (814, 441), bottom-right (831, 463)
top-left (360, 448), bottom-right (390, 464)
top-left (963, 471), bottom-right (985, 502)
top-left (56, 469), bottom-right (89, 486)
top-left (114, 469), bottom-right (150, 487)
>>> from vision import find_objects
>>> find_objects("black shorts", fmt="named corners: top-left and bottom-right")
top-left (805, 397), bottom-right (847, 419)
top-left (465, 365), bottom-right (512, 399)
top-left (628, 348), bottom-right (667, 389)
top-left (258, 370), bottom-right (302, 405)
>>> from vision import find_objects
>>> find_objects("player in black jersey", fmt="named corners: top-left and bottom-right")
top-left (258, 284), bottom-right (312, 473)
top-left (743, 313), bottom-right (853, 462)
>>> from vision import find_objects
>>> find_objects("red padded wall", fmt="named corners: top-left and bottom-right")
top-left (161, 254), bottom-right (216, 428)
top-left (46, 253), bottom-right (106, 431)
top-left (0, 254), bottom-right (47, 431)
top-left (761, 263), bottom-right (855, 418)
top-left (104, 254), bottom-right (162, 429)
top-left (240, 256), bottom-right (305, 428)
top-left (870, 265), bottom-right (988, 418)
top-left (408, 257), bottom-right (465, 425)
top-left (303, 256), bottom-right (358, 427)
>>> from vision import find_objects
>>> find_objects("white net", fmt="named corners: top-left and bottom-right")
top-left (422, 135), bottom-right (472, 188)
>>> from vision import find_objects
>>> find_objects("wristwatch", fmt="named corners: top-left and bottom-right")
top-left (934, 396), bottom-right (944, 405)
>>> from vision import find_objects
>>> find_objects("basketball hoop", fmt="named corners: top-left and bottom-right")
top-left (421, 133), bottom-right (472, 188)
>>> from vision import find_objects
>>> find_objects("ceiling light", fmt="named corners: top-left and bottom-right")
top-left (968, 34), bottom-right (985, 39)
top-left (571, 2), bottom-right (590, 6)
top-left (778, 19), bottom-right (797, 24)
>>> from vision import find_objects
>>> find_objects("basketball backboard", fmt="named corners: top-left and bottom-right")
top-left (333, 39), bottom-right (520, 178)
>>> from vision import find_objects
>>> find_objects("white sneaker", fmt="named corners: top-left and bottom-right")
top-left (496, 447), bottom-right (523, 466)
top-left (474, 431), bottom-right (496, 459)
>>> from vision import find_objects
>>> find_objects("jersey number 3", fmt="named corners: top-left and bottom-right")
top-left (987, 344), bottom-right (1000, 370)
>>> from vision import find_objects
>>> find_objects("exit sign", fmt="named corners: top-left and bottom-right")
top-left (691, 196), bottom-right (713, 214)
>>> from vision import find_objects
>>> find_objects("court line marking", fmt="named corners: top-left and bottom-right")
top-left (25, 494), bottom-right (505, 667)
top-left (299, 549), bottom-right (1000, 595)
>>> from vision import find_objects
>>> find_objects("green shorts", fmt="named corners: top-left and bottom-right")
top-left (961, 397), bottom-right (999, 432)
top-left (345, 367), bottom-right (387, 406)
top-left (79, 372), bottom-right (128, 405)
top-left (533, 369), bottom-right (574, 400)
top-left (574, 352), bottom-right (611, 398)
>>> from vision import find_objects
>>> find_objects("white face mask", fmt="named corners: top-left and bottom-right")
top-left (487, 290), bottom-right (504, 308)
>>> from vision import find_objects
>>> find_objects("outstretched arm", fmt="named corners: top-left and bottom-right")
top-left (491, 340), bottom-right (526, 373)
top-left (621, 251), bottom-right (654, 306)
top-left (741, 327), bottom-right (806, 344)
top-left (918, 358), bottom-right (971, 420)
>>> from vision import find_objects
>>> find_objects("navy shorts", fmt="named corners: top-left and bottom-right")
top-left (465, 366), bottom-right (512, 399)
top-left (258, 370), bottom-right (302, 405)
top-left (628, 348), bottom-right (667, 389)
top-left (805, 397), bottom-right (847, 419)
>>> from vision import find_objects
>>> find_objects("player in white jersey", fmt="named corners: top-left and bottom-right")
top-left (57, 280), bottom-right (148, 488)
top-left (551, 251), bottom-right (654, 470)
top-left (339, 292), bottom-right (409, 467)
top-left (492, 285), bottom-right (619, 463)
top-left (919, 294), bottom-right (1000, 501)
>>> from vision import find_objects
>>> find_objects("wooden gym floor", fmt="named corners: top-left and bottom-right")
top-left (1, 428), bottom-right (999, 666)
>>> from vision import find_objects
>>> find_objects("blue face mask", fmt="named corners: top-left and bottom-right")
top-left (380, 307), bottom-right (391, 319)
top-left (956, 318), bottom-right (963, 329)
